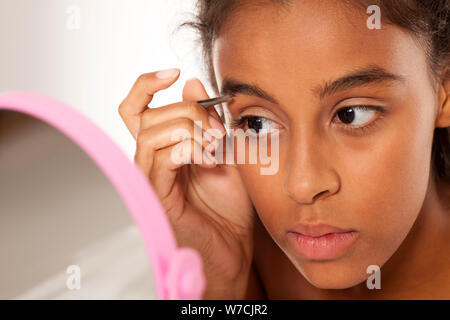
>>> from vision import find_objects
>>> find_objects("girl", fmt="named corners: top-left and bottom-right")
top-left (119, 0), bottom-right (450, 299)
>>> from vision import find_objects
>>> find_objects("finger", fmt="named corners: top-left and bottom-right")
top-left (118, 68), bottom-right (180, 139)
top-left (140, 100), bottom-right (226, 139)
top-left (150, 139), bottom-right (217, 199)
top-left (134, 118), bottom-right (217, 176)
top-left (182, 77), bottom-right (210, 101)
top-left (182, 77), bottom-right (224, 125)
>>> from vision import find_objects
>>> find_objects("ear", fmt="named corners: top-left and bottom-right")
top-left (436, 66), bottom-right (450, 128)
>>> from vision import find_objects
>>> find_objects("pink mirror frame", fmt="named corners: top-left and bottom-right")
top-left (0, 91), bottom-right (206, 300)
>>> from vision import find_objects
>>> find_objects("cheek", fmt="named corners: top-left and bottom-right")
top-left (236, 161), bottom-right (288, 236)
top-left (232, 133), bottom-right (289, 233)
top-left (346, 106), bottom-right (435, 259)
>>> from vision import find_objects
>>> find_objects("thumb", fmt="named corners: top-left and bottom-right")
top-left (182, 77), bottom-right (230, 164)
top-left (182, 77), bottom-right (210, 101)
top-left (182, 76), bottom-right (223, 124)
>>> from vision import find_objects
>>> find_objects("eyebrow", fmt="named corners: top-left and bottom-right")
top-left (219, 65), bottom-right (406, 103)
top-left (220, 78), bottom-right (279, 104)
top-left (314, 65), bottom-right (406, 100)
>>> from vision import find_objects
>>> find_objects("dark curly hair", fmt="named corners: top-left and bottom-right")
top-left (178, 0), bottom-right (450, 183)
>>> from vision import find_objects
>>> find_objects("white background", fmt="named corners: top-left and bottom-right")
top-left (0, 0), bottom-right (207, 159)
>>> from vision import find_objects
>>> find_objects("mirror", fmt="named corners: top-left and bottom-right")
top-left (0, 92), bottom-right (206, 299)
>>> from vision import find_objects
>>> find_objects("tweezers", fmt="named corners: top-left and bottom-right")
top-left (197, 94), bottom-right (234, 109)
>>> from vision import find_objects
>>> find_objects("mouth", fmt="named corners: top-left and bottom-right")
top-left (286, 223), bottom-right (359, 261)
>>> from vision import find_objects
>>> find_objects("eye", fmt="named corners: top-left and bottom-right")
top-left (336, 106), bottom-right (380, 127)
top-left (230, 116), bottom-right (279, 134)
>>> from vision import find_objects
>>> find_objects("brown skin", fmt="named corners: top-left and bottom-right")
top-left (118, 72), bottom-right (257, 299)
top-left (211, 0), bottom-right (450, 298)
top-left (119, 0), bottom-right (450, 299)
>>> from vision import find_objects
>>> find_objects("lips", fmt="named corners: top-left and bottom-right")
top-left (287, 223), bottom-right (359, 261)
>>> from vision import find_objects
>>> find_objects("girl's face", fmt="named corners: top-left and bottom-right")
top-left (212, 0), bottom-right (441, 288)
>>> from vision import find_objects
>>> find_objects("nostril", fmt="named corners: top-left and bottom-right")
top-left (313, 190), bottom-right (330, 202)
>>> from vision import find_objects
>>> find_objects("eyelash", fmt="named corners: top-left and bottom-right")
top-left (332, 105), bottom-right (386, 135)
top-left (230, 116), bottom-right (260, 128)
top-left (229, 105), bottom-right (386, 135)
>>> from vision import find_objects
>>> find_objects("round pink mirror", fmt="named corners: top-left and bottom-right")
top-left (0, 91), bottom-right (206, 299)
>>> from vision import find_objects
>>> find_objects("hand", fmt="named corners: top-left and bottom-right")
top-left (118, 69), bottom-right (256, 299)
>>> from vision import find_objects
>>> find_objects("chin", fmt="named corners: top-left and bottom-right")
top-left (292, 256), bottom-right (372, 290)
top-left (303, 271), bottom-right (368, 290)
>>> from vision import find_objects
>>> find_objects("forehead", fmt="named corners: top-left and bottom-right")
top-left (212, 0), bottom-right (424, 99)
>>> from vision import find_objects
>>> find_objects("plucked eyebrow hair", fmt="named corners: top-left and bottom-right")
top-left (219, 65), bottom-right (406, 103)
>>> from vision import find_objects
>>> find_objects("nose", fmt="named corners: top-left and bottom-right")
top-left (282, 130), bottom-right (340, 204)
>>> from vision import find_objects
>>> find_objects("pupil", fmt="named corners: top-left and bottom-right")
top-left (338, 108), bottom-right (355, 124)
top-left (248, 118), bottom-right (263, 133)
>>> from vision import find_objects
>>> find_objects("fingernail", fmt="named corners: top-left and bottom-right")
top-left (208, 116), bottom-right (226, 138)
top-left (204, 150), bottom-right (217, 165)
top-left (203, 130), bottom-right (213, 142)
top-left (156, 68), bottom-right (180, 79)
top-left (207, 137), bottom-right (219, 152)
